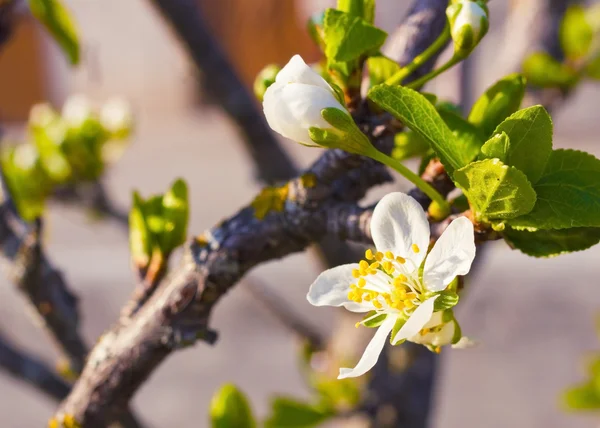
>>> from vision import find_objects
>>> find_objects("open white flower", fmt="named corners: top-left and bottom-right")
top-left (262, 55), bottom-right (347, 147)
top-left (307, 192), bottom-right (475, 379)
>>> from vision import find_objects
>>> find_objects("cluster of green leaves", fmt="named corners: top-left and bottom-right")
top-left (308, 0), bottom-right (389, 90)
top-left (1, 102), bottom-right (132, 221)
top-left (209, 342), bottom-right (362, 428)
top-left (522, 4), bottom-right (600, 90)
top-left (563, 318), bottom-right (600, 411)
top-left (368, 73), bottom-right (600, 258)
top-left (129, 179), bottom-right (189, 272)
top-left (27, 0), bottom-right (80, 65)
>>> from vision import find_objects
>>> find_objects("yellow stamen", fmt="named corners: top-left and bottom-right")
top-left (358, 277), bottom-right (366, 287)
top-left (372, 300), bottom-right (382, 309)
top-left (421, 328), bottom-right (430, 336)
top-left (375, 251), bottom-right (384, 262)
top-left (355, 322), bottom-right (361, 328)
top-left (359, 260), bottom-right (369, 270)
top-left (365, 249), bottom-right (374, 260)
top-left (406, 292), bottom-right (417, 301)
top-left (369, 262), bottom-right (380, 270)
top-left (412, 244), bottom-right (420, 253)
top-left (352, 269), bottom-right (360, 278)
top-left (369, 269), bottom-right (378, 275)
top-left (434, 346), bottom-right (441, 354)
top-left (384, 251), bottom-right (394, 260)
top-left (404, 300), bottom-right (415, 309)
top-left (396, 256), bottom-right (406, 264)
top-left (382, 261), bottom-right (393, 273)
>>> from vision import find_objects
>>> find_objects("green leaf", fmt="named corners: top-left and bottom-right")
top-left (522, 52), bottom-right (579, 89)
top-left (28, 0), bottom-right (80, 65)
top-left (439, 109), bottom-right (485, 165)
top-left (433, 291), bottom-right (460, 311)
top-left (160, 178), bottom-right (189, 255)
top-left (337, 0), bottom-right (375, 23)
top-left (210, 384), bottom-right (256, 428)
top-left (367, 55), bottom-right (401, 87)
top-left (324, 9), bottom-right (387, 63)
top-left (368, 84), bottom-right (464, 175)
top-left (468, 73), bottom-right (526, 137)
top-left (504, 227), bottom-right (600, 257)
top-left (508, 149), bottom-right (600, 230)
top-left (563, 383), bottom-right (600, 410)
top-left (492, 105), bottom-right (553, 184)
top-left (560, 5), bottom-right (594, 60)
top-left (480, 132), bottom-right (510, 163)
top-left (392, 131), bottom-right (430, 161)
top-left (454, 159), bottom-right (536, 222)
top-left (264, 397), bottom-right (333, 428)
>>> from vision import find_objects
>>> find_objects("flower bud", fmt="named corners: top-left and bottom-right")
top-left (262, 54), bottom-right (349, 147)
top-left (446, 0), bottom-right (489, 57)
top-left (253, 64), bottom-right (281, 102)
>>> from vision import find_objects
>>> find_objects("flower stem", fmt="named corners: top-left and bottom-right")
top-left (405, 54), bottom-right (463, 90)
top-left (370, 149), bottom-right (450, 212)
top-left (385, 23), bottom-right (451, 87)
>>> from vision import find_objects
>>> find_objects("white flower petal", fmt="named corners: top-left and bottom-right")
top-left (338, 315), bottom-right (397, 379)
top-left (263, 82), bottom-right (346, 146)
top-left (275, 55), bottom-right (333, 92)
top-left (307, 264), bottom-right (371, 313)
top-left (391, 296), bottom-right (438, 345)
top-left (371, 193), bottom-right (430, 270)
top-left (410, 319), bottom-right (455, 347)
top-left (423, 216), bottom-right (475, 292)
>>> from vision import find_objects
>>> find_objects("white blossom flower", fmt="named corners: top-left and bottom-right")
top-left (262, 55), bottom-right (347, 147)
top-left (307, 192), bottom-right (475, 379)
top-left (100, 97), bottom-right (134, 135)
top-left (62, 94), bottom-right (93, 128)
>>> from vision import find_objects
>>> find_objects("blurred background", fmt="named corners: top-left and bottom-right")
top-left (1, 0), bottom-right (600, 426)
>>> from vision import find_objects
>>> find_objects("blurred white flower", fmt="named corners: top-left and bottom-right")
top-left (62, 94), bottom-right (93, 127)
top-left (447, 1), bottom-right (489, 55)
top-left (100, 97), bottom-right (134, 135)
top-left (307, 192), bottom-right (475, 379)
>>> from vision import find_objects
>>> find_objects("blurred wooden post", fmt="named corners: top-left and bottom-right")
top-left (197, 0), bottom-right (320, 88)
top-left (0, 15), bottom-right (47, 123)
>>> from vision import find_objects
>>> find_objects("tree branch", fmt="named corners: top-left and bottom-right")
top-left (147, 0), bottom-right (297, 183)
top-left (54, 1), bottom-right (452, 425)
top-left (0, 333), bottom-right (71, 401)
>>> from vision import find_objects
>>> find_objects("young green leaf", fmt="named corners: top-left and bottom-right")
top-left (563, 383), bottom-right (600, 410)
top-left (504, 227), bottom-right (600, 257)
top-left (324, 9), bottom-right (387, 64)
top-left (480, 132), bottom-right (510, 163)
top-left (28, 0), bottom-right (80, 65)
top-left (366, 55), bottom-right (401, 87)
top-left (439, 109), bottom-right (485, 165)
top-left (560, 5), bottom-right (593, 60)
top-left (160, 178), bottom-right (189, 256)
top-left (454, 159), bottom-right (536, 221)
top-left (337, 0), bottom-right (375, 23)
top-left (392, 131), bottom-right (430, 161)
top-left (210, 384), bottom-right (256, 428)
top-left (468, 73), bottom-right (526, 137)
top-left (264, 397), bottom-right (333, 428)
top-left (522, 52), bottom-right (579, 89)
top-left (129, 191), bottom-right (152, 268)
top-left (368, 84), bottom-right (463, 174)
top-left (508, 149), bottom-right (600, 230)
top-left (492, 105), bottom-right (553, 184)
